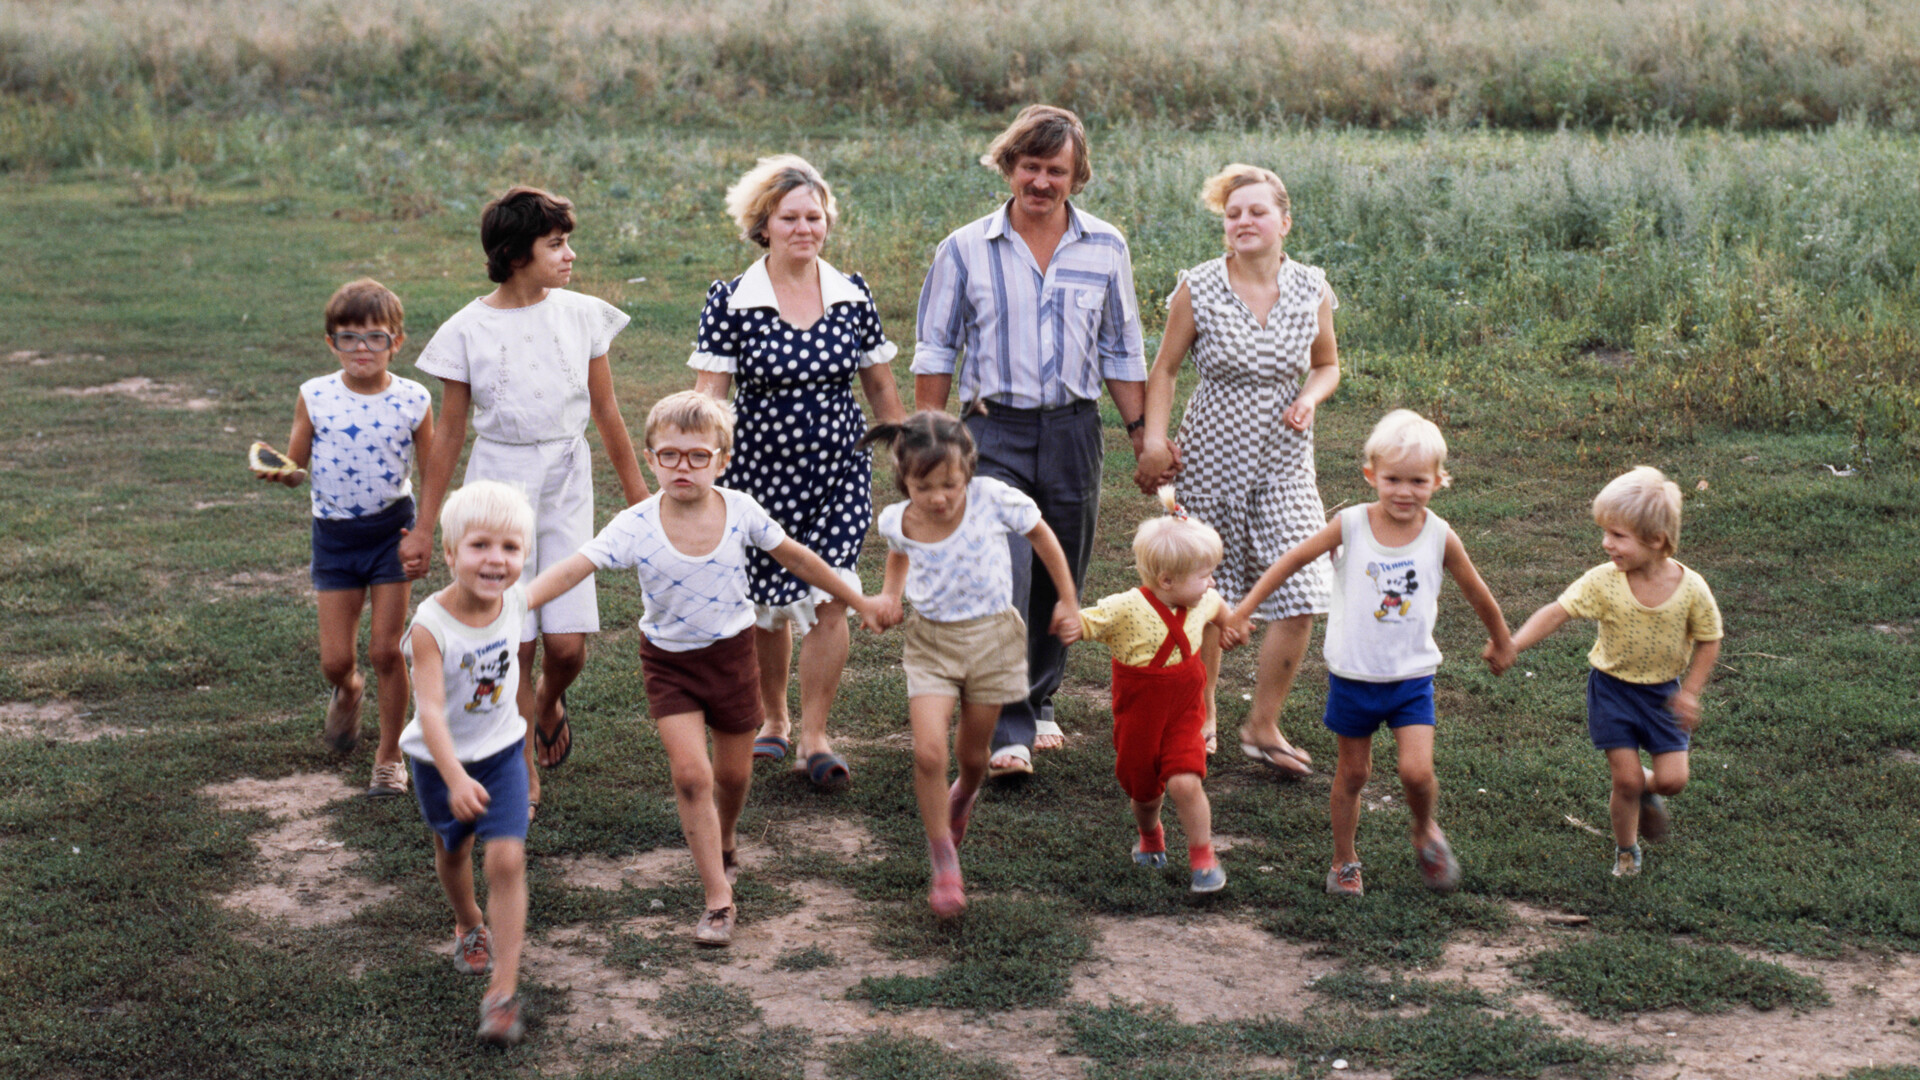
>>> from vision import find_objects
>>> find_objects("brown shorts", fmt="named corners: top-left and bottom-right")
top-left (639, 628), bottom-right (762, 735)
top-left (901, 607), bottom-right (1029, 704)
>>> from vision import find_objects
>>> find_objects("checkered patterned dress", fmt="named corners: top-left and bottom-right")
top-left (1173, 256), bottom-right (1335, 621)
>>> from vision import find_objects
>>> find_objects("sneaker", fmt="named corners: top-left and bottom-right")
top-left (1190, 864), bottom-right (1227, 893)
top-left (1612, 845), bottom-right (1643, 878)
top-left (476, 992), bottom-right (525, 1046)
top-left (694, 905), bottom-right (735, 947)
top-left (323, 684), bottom-right (362, 754)
top-left (1326, 861), bottom-right (1364, 897)
top-left (1639, 791), bottom-right (1671, 842)
top-left (1131, 840), bottom-right (1168, 869)
top-left (366, 761), bottom-right (409, 799)
top-left (454, 925), bottom-right (493, 975)
top-left (1415, 832), bottom-right (1461, 893)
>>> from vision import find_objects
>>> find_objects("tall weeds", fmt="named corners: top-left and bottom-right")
top-left (3, 0), bottom-right (1919, 131)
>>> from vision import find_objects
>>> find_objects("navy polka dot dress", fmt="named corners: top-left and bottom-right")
top-left (694, 269), bottom-right (892, 607)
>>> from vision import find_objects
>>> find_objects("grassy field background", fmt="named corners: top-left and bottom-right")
top-left (3, 3), bottom-right (1920, 1077)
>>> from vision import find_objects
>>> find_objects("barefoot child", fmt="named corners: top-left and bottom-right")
top-left (256, 279), bottom-right (434, 793)
top-left (1075, 491), bottom-right (1239, 892)
top-left (863, 412), bottom-right (1081, 918)
top-left (1224, 410), bottom-right (1514, 897)
top-left (403, 186), bottom-right (651, 816)
top-left (400, 480), bottom-right (536, 1045)
top-left (527, 392), bottom-right (885, 946)
top-left (1508, 467), bottom-right (1722, 877)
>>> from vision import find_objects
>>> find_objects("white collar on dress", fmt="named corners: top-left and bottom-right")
top-left (726, 256), bottom-right (865, 311)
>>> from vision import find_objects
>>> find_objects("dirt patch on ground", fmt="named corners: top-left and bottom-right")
top-left (207, 781), bottom-right (1919, 1078)
top-left (57, 376), bottom-right (214, 411)
top-left (1416, 905), bottom-right (1920, 1079)
top-left (208, 567), bottom-right (310, 597)
top-left (5, 349), bottom-right (107, 366)
top-left (0, 701), bottom-right (137, 742)
top-left (203, 773), bottom-right (396, 928)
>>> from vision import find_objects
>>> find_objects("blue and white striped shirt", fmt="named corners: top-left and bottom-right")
top-left (912, 201), bottom-right (1146, 409)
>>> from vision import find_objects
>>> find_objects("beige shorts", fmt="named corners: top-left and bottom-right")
top-left (901, 607), bottom-right (1029, 704)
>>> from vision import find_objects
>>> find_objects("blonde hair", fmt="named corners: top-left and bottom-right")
top-left (1199, 163), bottom-right (1290, 217)
top-left (980, 104), bottom-right (1092, 195)
top-left (1362, 409), bottom-right (1452, 487)
top-left (439, 480), bottom-right (533, 553)
top-left (724, 155), bottom-right (838, 248)
top-left (1592, 466), bottom-right (1683, 555)
top-left (1134, 487), bottom-right (1225, 585)
top-left (646, 390), bottom-right (736, 453)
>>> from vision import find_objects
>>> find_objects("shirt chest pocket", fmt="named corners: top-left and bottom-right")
top-left (1053, 287), bottom-right (1106, 356)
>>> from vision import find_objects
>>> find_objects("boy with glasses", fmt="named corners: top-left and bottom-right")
top-left (255, 278), bottom-right (435, 795)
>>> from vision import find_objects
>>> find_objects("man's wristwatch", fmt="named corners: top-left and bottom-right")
top-left (1124, 416), bottom-right (1147, 434)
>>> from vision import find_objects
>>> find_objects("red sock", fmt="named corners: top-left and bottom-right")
top-left (1136, 824), bottom-right (1166, 854)
top-left (1188, 843), bottom-right (1217, 870)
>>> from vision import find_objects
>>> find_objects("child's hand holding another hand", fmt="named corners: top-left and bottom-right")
top-left (1482, 638), bottom-right (1516, 675)
top-left (1050, 600), bottom-right (1082, 645)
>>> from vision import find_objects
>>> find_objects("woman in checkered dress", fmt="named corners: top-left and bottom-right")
top-left (1135, 164), bottom-right (1340, 778)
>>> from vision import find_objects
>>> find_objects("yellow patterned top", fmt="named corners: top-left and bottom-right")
top-left (1557, 561), bottom-right (1722, 684)
top-left (1080, 588), bottom-right (1224, 668)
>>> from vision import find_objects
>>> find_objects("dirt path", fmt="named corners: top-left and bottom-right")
top-left (192, 771), bottom-right (1920, 1078)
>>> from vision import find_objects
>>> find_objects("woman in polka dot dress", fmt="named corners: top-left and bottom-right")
top-left (1134, 164), bottom-right (1342, 779)
top-left (692, 155), bottom-right (907, 790)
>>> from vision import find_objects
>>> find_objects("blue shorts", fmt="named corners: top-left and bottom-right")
top-left (310, 497), bottom-right (413, 592)
top-left (1323, 673), bottom-right (1436, 738)
top-left (1586, 668), bottom-right (1689, 754)
top-left (410, 738), bottom-right (530, 850)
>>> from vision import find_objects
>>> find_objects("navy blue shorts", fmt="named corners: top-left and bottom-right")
top-left (1586, 668), bottom-right (1689, 754)
top-left (1324, 673), bottom-right (1436, 738)
top-left (310, 497), bottom-right (413, 592)
top-left (410, 737), bottom-right (530, 850)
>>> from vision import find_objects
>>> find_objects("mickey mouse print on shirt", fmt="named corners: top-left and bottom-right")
top-left (460, 647), bottom-right (514, 712)
top-left (1367, 560), bottom-right (1419, 620)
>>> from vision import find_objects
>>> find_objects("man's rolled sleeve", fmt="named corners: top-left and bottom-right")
top-left (1096, 254), bottom-right (1147, 382)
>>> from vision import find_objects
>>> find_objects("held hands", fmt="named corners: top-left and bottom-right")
top-left (860, 595), bottom-right (904, 633)
top-left (1132, 439), bottom-right (1183, 495)
top-left (397, 528), bottom-right (431, 580)
top-left (1050, 599), bottom-right (1083, 645)
top-left (447, 772), bottom-right (491, 823)
top-left (1670, 688), bottom-right (1702, 732)
top-left (397, 529), bottom-right (433, 581)
top-left (1482, 639), bottom-right (1516, 675)
top-left (1218, 607), bottom-right (1256, 650)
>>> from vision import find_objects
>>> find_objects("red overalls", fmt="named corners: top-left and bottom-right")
top-left (1110, 588), bottom-right (1209, 802)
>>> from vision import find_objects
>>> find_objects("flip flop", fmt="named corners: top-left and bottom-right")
top-left (800, 751), bottom-right (851, 792)
top-left (752, 735), bottom-right (791, 763)
top-left (1241, 741), bottom-right (1312, 777)
top-left (536, 691), bottom-right (571, 768)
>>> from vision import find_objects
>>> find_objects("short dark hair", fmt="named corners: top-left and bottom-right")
top-left (481, 186), bottom-right (576, 284)
top-left (324, 278), bottom-right (404, 335)
top-left (857, 411), bottom-right (977, 494)
top-left (981, 105), bottom-right (1092, 195)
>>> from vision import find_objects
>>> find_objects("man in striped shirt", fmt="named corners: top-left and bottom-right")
top-left (912, 104), bottom-right (1150, 777)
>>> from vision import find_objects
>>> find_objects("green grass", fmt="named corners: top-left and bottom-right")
top-left (827, 1031), bottom-right (1011, 1080)
top-left (0, 115), bottom-right (1917, 1077)
top-left (1064, 998), bottom-right (1639, 1080)
top-left (1519, 933), bottom-right (1832, 1019)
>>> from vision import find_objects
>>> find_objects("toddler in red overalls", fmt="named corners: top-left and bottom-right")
top-left (1075, 493), bottom-right (1244, 892)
